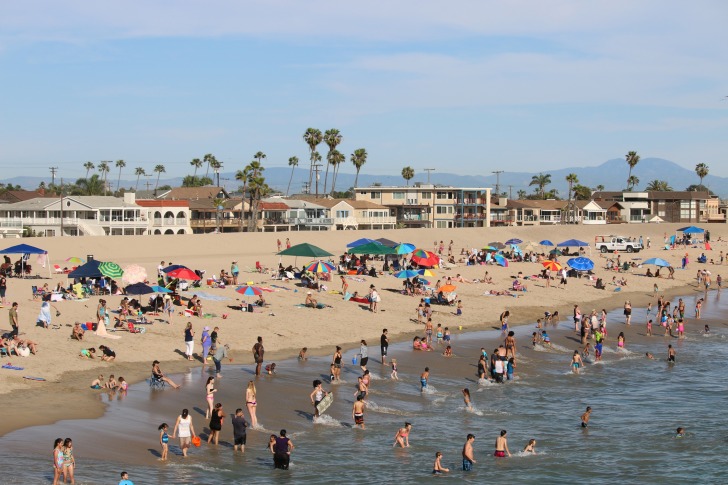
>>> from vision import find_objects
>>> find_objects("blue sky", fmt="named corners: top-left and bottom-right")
top-left (0, 0), bottom-right (726, 183)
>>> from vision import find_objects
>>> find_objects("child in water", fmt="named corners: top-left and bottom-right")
top-left (432, 451), bottom-right (450, 474)
top-left (390, 358), bottom-right (398, 380)
top-left (420, 367), bottom-right (429, 391)
top-left (506, 358), bottom-right (515, 380)
top-left (462, 388), bottom-right (472, 410)
top-left (158, 423), bottom-right (169, 460)
top-left (443, 346), bottom-right (453, 357)
top-left (523, 439), bottom-right (537, 453)
top-left (704, 325), bottom-right (710, 334)
top-left (541, 330), bottom-right (551, 347)
top-left (90, 375), bottom-right (103, 389)
top-left (646, 319), bottom-right (652, 336)
top-left (298, 347), bottom-right (308, 361)
top-left (676, 427), bottom-right (685, 438)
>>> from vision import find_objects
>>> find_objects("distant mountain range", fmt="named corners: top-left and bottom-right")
top-left (2, 157), bottom-right (725, 198)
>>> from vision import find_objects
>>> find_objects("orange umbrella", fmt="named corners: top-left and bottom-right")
top-left (542, 260), bottom-right (562, 271)
top-left (439, 284), bottom-right (457, 293)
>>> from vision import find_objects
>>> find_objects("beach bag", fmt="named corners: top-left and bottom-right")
top-left (18, 346), bottom-right (30, 357)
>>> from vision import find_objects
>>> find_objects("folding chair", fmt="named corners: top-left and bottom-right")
top-left (149, 374), bottom-right (166, 389)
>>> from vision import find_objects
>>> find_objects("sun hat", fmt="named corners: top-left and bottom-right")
top-left (203, 326), bottom-right (210, 331)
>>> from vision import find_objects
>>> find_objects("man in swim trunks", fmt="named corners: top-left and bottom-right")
top-left (668, 344), bottom-right (676, 363)
top-left (352, 395), bottom-right (366, 429)
top-left (494, 430), bottom-right (511, 457)
top-left (420, 367), bottom-right (429, 391)
top-left (581, 406), bottom-right (592, 428)
top-left (232, 408), bottom-right (249, 452)
top-left (462, 434), bottom-right (476, 471)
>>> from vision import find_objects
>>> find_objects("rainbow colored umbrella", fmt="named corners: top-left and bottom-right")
top-left (493, 254), bottom-right (509, 267)
top-left (417, 269), bottom-right (436, 277)
top-left (65, 257), bottom-right (85, 264)
top-left (411, 249), bottom-right (439, 266)
top-left (236, 285), bottom-right (263, 296)
top-left (305, 260), bottom-right (336, 273)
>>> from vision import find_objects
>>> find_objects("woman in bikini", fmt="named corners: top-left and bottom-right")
top-left (246, 381), bottom-right (258, 428)
top-left (393, 422), bottom-right (413, 448)
top-left (204, 377), bottom-right (216, 419)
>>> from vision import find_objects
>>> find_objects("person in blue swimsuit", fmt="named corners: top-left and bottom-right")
top-left (420, 367), bottom-right (429, 391)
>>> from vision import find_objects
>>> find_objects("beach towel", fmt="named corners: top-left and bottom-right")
top-left (194, 291), bottom-right (231, 301)
top-left (350, 297), bottom-right (369, 304)
top-left (270, 284), bottom-right (292, 291)
top-left (346, 276), bottom-right (366, 282)
top-left (2, 364), bottom-right (24, 370)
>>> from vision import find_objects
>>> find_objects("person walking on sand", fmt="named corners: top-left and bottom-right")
top-left (285, 238), bottom-right (291, 249)
top-left (462, 434), bottom-right (476, 471)
top-left (494, 430), bottom-right (511, 457)
top-left (183, 322), bottom-right (195, 361)
top-left (172, 408), bottom-right (196, 457)
top-left (253, 336), bottom-right (264, 376)
top-left (9, 301), bottom-right (19, 338)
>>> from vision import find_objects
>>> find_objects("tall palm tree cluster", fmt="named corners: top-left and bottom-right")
top-left (303, 128), bottom-right (367, 197)
top-left (235, 151), bottom-right (272, 232)
top-left (67, 160), bottom-right (163, 196)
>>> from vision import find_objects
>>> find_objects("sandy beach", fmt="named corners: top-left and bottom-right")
top-left (0, 223), bottom-right (725, 437)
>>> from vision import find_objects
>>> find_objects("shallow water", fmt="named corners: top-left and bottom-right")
top-left (2, 290), bottom-right (727, 484)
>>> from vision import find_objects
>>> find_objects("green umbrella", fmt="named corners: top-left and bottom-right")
top-left (277, 243), bottom-right (333, 258)
top-left (348, 242), bottom-right (398, 255)
top-left (99, 261), bottom-right (124, 279)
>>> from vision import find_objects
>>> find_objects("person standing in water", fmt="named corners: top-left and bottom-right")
top-left (52, 438), bottom-right (63, 485)
top-left (494, 430), bottom-right (511, 457)
top-left (359, 340), bottom-right (368, 371)
top-left (272, 429), bottom-right (294, 470)
top-left (462, 434), bottom-right (476, 471)
top-left (231, 408), bottom-right (249, 453)
top-left (432, 452), bottom-right (450, 474)
top-left (253, 336), bottom-right (264, 376)
top-left (668, 344), bottom-right (676, 363)
top-left (310, 379), bottom-right (328, 418)
top-left (157, 423), bottom-right (169, 461)
top-left (172, 408), bottom-right (196, 457)
top-left (352, 395), bottom-right (366, 429)
top-left (420, 367), bottom-right (430, 391)
top-left (380, 328), bottom-right (389, 365)
top-left (581, 406), bottom-right (592, 428)
top-left (246, 381), bottom-right (258, 428)
top-left (571, 351), bottom-right (584, 374)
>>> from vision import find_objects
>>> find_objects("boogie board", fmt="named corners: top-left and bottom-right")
top-left (316, 392), bottom-right (334, 415)
top-left (1, 365), bottom-right (24, 370)
top-left (23, 376), bottom-right (46, 381)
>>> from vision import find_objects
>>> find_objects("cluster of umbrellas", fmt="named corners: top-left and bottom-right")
top-left (543, 256), bottom-right (595, 272)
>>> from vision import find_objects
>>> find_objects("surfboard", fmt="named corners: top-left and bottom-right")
top-left (316, 392), bottom-right (333, 415)
top-left (23, 376), bottom-right (46, 381)
top-left (1, 365), bottom-right (24, 370)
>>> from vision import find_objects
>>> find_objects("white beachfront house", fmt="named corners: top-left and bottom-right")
top-left (0, 193), bottom-right (147, 236)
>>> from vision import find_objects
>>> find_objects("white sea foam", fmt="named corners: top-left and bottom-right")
top-left (313, 414), bottom-right (344, 427)
top-left (366, 400), bottom-right (407, 415)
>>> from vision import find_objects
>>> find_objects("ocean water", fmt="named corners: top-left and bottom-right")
top-left (2, 290), bottom-right (727, 484)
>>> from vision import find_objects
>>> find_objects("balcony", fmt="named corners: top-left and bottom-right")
top-left (456, 199), bottom-right (483, 205)
top-left (153, 217), bottom-right (188, 226)
top-left (357, 216), bottom-right (397, 225)
top-left (455, 213), bottom-right (486, 220)
top-left (292, 217), bottom-right (334, 226)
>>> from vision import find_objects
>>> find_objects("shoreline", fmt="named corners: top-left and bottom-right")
top-left (0, 276), bottom-right (705, 437)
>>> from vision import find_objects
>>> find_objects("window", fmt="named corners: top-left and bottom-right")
top-left (336, 210), bottom-right (350, 218)
top-left (370, 192), bottom-right (381, 199)
top-left (436, 221), bottom-right (453, 228)
top-left (393, 192), bottom-right (405, 200)
top-left (435, 205), bottom-right (453, 214)
top-left (421, 192), bottom-right (431, 199)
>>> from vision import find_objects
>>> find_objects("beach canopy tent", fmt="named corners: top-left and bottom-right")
top-left (68, 259), bottom-right (104, 279)
top-left (346, 238), bottom-right (379, 248)
top-left (678, 226), bottom-right (704, 233)
top-left (278, 243), bottom-right (333, 258)
top-left (557, 239), bottom-right (590, 247)
top-left (348, 242), bottom-right (397, 255)
top-left (375, 237), bottom-right (398, 247)
top-left (0, 243), bottom-right (51, 277)
top-left (643, 257), bottom-right (672, 267)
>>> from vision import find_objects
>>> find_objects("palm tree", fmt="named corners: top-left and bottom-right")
top-left (286, 156), bottom-right (299, 196)
top-left (210, 159), bottom-right (223, 186)
top-left (115, 160), bottom-right (126, 193)
top-left (322, 129), bottom-right (342, 194)
top-left (134, 167), bottom-right (146, 192)
top-left (303, 128), bottom-right (323, 194)
top-left (203, 153), bottom-right (216, 179)
top-left (595, 184), bottom-right (605, 192)
top-left (246, 161), bottom-right (264, 231)
top-left (351, 148), bottom-right (367, 189)
top-left (328, 149), bottom-right (346, 194)
top-left (516, 189), bottom-right (527, 200)
top-left (401, 166), bottom-right (415, 186)
top-left (235, 166), bottom-right (251, 230)
top-left (190, 158), bottom-right (203, 178)
top-left (83, 161), bottom-right (95, 180)
top-left (573, 184), bottom-right (592, 200)
top-left (565, 173), bottom-right (579, 203)
top-left (529, 173), bottom-right (551, 199)
top-left (645, 179), bottom-right (673, 191)
top-left (75, 174), bottom-right (105, 195)
top-left (97, 161), bottom-right (111, 195)
top-left (153, 164), bottom-right (166, 192)
top-left (695, 163), bottom-right (709, 188)
top-left (248, 174), bottom-right (270, 232)
top-left (625, 151), bottom-right (640, 190)
top-left (628, 175), bottom-right (640, 190)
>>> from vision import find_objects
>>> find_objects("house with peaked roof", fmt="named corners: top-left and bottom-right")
top-left (156, 186), bottom-right (231, 201)
top-left (296, 197), bottom-right (396, 230)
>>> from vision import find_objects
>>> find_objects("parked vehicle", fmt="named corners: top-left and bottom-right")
top-left (594, 235), bottom-right (642, 253)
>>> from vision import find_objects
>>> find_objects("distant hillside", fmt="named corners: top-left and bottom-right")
top-left (3, 157), bottom-right (725, 197)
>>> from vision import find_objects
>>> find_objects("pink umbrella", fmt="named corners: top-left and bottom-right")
top-left (122, 264), bottom-right (148, 285)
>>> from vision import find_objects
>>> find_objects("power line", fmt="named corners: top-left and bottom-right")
top-left (492, 170), bottom-right (504, 196)
top-left (49, 167), bottom-right (58, 187)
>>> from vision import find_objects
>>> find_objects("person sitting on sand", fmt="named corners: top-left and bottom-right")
top-left (71, 322), bottom-right (85, 341)
top-left (104, 374), bottom-right (118, 390)
top-left (90, 375), bottom-right (103, 389)
top-left (645, 268), bottom-right (653, 278)
top-left (512, 279), bottom-right (526, 291)
top-left (187, 295), bottom-right (203, 316)
top-left (255, 294), bottom-right (266, 307)
top-left (443, 345), bottom-right (453, 357)
top-left (80, 348), bottom-right (96, 359)
top-left (305, 291), bottom-right (318, 308)
top-left (98, 344), bottom-right (115, 361)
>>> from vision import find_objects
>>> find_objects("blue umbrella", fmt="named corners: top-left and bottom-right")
top-left (643, 257), bottom-right (671, 267)
top-left (567, 257), bottom-right (594, 271)
top-left (557, 239), bottom-right (590, 247)
top-left (346, 238), bottom-right (379, 248)
top-left (677, 226), bottom-right (704, 233)
top-left (125, 283), bottom-right (155, 295)
top-left (394, 270), bottom-right (421, 279)
top-left (505, 238), bottom-right (523, 245)
top-left (494, 254), bottom-right (509, 267)
top-left (162, 264), bottom-right (191, 274)
top-left (393, 243), bottom-right (416, 255)
top-left (539, 240), bottom-right (555, 246)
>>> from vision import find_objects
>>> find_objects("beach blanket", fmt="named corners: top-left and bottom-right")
top-left (194, 291), bottom-right (231, 301)
top-left (346, 276), bottom-right (366, 282)
top-left (270, 284), bottom-right (292, 291)
top-left (2, 364), bottom-right (24, 370)
top-left (349, 297), bottom-right (370, 304)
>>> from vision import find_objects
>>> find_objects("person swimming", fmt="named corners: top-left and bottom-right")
top-left (676, 427), bottom-right (685, 438)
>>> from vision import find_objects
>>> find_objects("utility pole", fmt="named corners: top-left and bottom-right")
top-left (423, 168), bottom-right (435, 185)
top-left (49, 167), bottom-right (58, 187)
top-left (313, 163), bottom-right (322, 198)
top-left (508, 185), bottom-right (513, 200)
top-left (60, 178), bottom-right (64, 237)
top-left (302, 182), bottom-right (310, 195)
top-left (492, 170), bottom-right (504, 197)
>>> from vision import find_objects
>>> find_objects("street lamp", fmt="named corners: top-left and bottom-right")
top-left (217, 204), bottom-right (224, 233)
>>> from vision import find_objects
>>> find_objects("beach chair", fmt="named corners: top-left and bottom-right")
top-left (127, 322), bottom-right (145, 334)
top-left (31, 286), bottom-right (44, 300)
top-left (149, 374), bottom-right (165, 389)
top-left (53, 264), bottom-right (64, 274)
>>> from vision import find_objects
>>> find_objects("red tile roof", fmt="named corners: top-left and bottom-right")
top-left (135, 200), bottom-right (189, 207)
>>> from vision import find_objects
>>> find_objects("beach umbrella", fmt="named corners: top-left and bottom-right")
top-left (150, 285), bottom-right (172, 293)
top-left (549, 249), bottom-right (563, 256)
top-left (65, 257), bottom-right (85, 264)
top-left (539, 240), bottom-right (555, 246)
top-left (99, 262), bottom-right (124, 279)
top-left (124, 282), bottom-right (155, 295)
top-left (162, 264), bottom-right (191, 273)
top-left (122, 264), bottom-right (148, 285)
top-left (411, 249), bottom-right (439, 267)
top-left (482, 246), bottom-right (497, 251)
top-left (567, 257), bottom-right (595, 271)
top-left (493, 254), bottom-right (509, 267)
top-left (488, 241), bottom-right (506, 249)
top-left (677, 226), bottom-right (704, 233)
top-left (68, 259), bottom-right (103, 278)
top-left (505, 238), bottom-right (523, 245)
top-left (439, 284), bottom-right (457, 293)
top-left (348, 242), bottom-right (397, 255)
top-left (417, 269), bottom-right (436, 277)
top-left (278, 243), bottom-right (333, 258)
top-left (542, 260), bottom-right (562, 271)
top-left (643, 257), bottom-right (671, 267)
top-left (236, 285), bottom-right (263, 296)
top-left (393, 243), bottom-right (416, 255)
top-left (305, 261), bottom-right (336, 273)
top-left (346, 238), bottom-right (378, 248)
top-left (394, 269), bottom-right (421, 279)
top-left (375, 237), bottom-right (398, 247)
top-left (557, 239), bottom-right (589, 247)
top-left (166, 267), bottom-right (201, 280)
